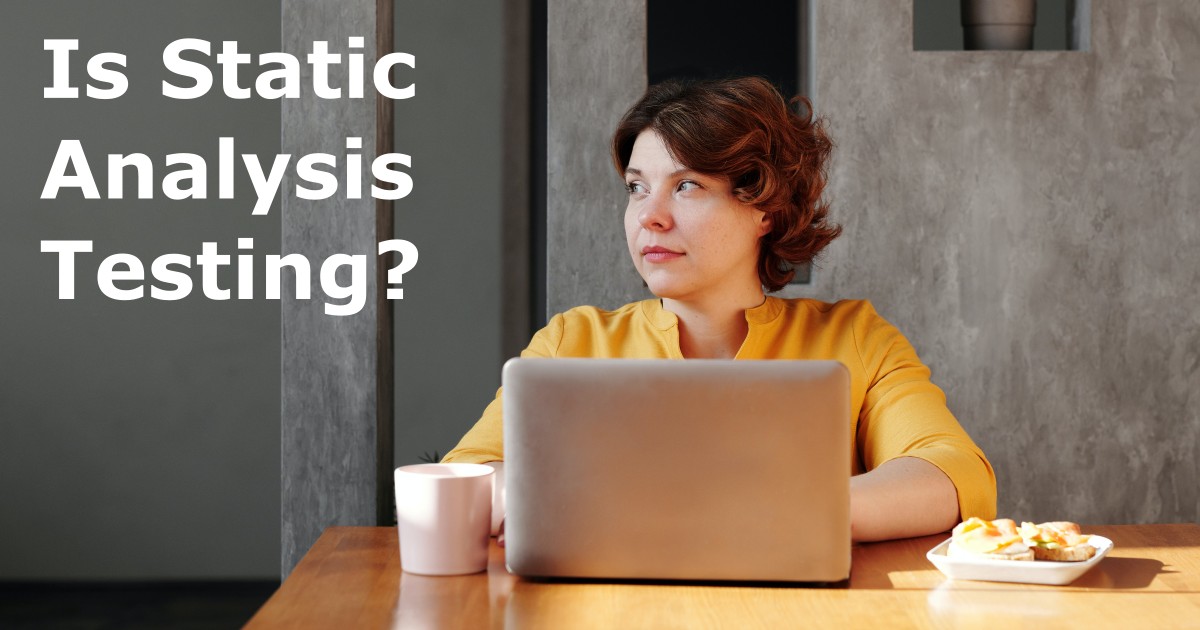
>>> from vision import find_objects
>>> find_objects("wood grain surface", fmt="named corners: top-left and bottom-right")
top-left (245, 524), bottom-right (1200, 629)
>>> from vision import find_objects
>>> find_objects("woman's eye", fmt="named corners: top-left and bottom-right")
top-left (625, 182), bottom-right (646, 194)
top-left (677, 180), bottom-right (700, 192)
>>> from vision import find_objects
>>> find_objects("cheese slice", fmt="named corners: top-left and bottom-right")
top-left (952, 517), bottom-right (1026, 554)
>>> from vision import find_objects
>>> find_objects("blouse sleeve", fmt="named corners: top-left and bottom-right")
top-left (441, 313), bottom-right (565, 464)
top-left (853, 303), bottom-right (997, 520)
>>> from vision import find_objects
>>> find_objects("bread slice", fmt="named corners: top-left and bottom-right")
top-left (1030, 544), bottom-right (1096, 562)
top-left (1020, 521), bottom-right (1096, 562)
top-left (1039, 521), bottom-right (1083, 536)
top-left (948, 541), bottom-right (1035, 562)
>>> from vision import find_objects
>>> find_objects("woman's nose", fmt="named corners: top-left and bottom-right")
top-left (638, 192), bottom-right (673, 231)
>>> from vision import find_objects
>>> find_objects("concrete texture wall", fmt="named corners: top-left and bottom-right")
top-left (546, 0), bottom-right (649, 316)
top-left (0, 2), bottom-right (279, 579)
top-left (807, 0), bottom-right (1199, 523)
top-left (280, 0), bottom-right (382, 577)
top-left (546, 0), bottom-right (1197, 524)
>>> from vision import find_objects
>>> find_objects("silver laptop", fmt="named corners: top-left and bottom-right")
top-left (503, 358), bottom-right (851, 583)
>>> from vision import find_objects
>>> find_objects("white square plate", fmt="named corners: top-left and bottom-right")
top-left (926, 535), bottom-right (1113, 585)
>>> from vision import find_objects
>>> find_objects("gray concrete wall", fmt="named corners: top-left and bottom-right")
top-left (280, 0), bottom-right (385, 577)
top-left (805, 0), bottom-right (1199, 523)
top-left (546, 0), bottom-right (1197, 524)
top-left (0, 1), bottom-right (279, 579)
top-left (546, 0), bottom-right (649, 316)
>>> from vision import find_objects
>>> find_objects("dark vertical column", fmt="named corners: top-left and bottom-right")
top-left (374, 0), bottom-right (396, 532)
top-left (280, 0), bottom-right (387, 578)
top-left (530, 0), bottom-right (548, 329)
top-left (503, 0), bottom-right (532, 355)
top-left (799, 0), bottom-right (817, 105)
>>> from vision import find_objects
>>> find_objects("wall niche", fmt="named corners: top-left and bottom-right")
top-left (913, 0), bottom-right (1091, 51)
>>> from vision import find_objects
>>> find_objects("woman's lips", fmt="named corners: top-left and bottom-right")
top-left (642, 245), bottom-right (683, 263)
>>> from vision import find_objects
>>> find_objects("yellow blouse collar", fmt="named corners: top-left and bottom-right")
top-left (640, 296), bottom-right (784, 331)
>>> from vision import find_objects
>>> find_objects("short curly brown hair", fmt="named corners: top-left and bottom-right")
top-left (611, 77), bottom-right (840, 292)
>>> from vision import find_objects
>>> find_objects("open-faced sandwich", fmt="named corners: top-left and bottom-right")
top-left (949, 517), bottom-right (1034, 561)
top-left (1018, 521), bottom-right (1096, 562)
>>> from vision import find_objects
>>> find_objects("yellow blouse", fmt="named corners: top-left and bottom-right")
top-left (443, 296), bottom-right (997, 520)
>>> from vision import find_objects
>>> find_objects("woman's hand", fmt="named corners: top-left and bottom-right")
top-left (850, 457), bottom-right (960, 542)
top-left (484, 461), bottom-right (506, 543)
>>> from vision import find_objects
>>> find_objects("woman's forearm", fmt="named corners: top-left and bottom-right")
top-left (850, 457), bottom-right (960, 542)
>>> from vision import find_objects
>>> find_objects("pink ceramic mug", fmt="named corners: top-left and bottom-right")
top-left (394, 463), bottom-right (494, 575)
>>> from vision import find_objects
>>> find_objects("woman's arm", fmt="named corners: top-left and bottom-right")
top-left (852, 302), bottom-right (997, 524)
top-left (850, 456), bottom-right (959, 542)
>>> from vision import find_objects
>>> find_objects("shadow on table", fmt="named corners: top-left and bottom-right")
top-left (1070, 556), bottom-right (1167, 589)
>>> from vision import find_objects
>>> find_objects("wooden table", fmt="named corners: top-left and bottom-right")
top-left (246, 524), bottom-right (1200, 629)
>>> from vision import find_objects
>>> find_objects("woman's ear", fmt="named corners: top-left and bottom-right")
top-left (757, 212), bottom-right (773, 237)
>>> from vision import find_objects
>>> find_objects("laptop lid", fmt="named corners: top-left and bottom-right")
top-left (503, 358), bottom-right (851, 583)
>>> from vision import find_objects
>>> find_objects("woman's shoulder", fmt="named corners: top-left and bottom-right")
top-left (771, 297), bottom-right (915, 358)
top-left (772, 296), bottom-right (885, 323)
top-left (769, 297), bottom-right (904, 346)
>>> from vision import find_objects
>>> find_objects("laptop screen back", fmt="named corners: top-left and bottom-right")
top-left (503, 358), bottom-right (851, 583)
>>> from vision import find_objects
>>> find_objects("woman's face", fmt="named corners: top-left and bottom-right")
top-left (623, 130), bottom-right (771, 303)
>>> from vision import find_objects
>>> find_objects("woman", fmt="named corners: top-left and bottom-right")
top-left (444, 77), bottom-right (996, 542)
